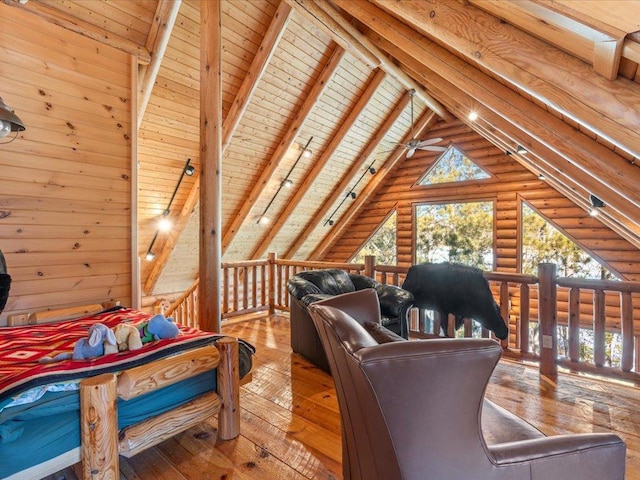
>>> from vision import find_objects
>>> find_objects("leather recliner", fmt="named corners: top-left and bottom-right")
top-left (287, 269), bottom-right (414, 372)
top-left (308, 289), bottom-right (626, 480)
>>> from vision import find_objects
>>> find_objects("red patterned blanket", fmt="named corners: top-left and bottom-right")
top-left (0, 307), bottom-right (219, 402)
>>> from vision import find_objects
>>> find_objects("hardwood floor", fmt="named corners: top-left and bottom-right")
top-left (50, 314), bottom-right (639, 480)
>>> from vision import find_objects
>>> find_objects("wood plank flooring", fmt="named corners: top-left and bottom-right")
top-left (49, 314), bottom-right (640, 480)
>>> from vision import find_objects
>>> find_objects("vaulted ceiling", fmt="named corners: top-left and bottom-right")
top-left (6, 0), bottom-right (640, 296)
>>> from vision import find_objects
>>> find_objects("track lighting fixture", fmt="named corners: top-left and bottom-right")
top-left (0, 97), bottom-right (26, 144)
top-left (516, 145), bottom-right (528, 155)
top-left (145, 158), bottom-right (194, 261)
top-left (257, 136), bottom-right (313, 226)
top-left (324, 160), bottom-right (377, 227)
top-left (589, 194), bottom-right (605, 216)
top-left (468, 111), bottom-right (478, 121)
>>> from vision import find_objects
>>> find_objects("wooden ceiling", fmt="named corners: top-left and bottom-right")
top-left (6, 0), bottom-right (640, 296)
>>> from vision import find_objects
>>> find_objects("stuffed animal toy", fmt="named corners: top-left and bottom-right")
top-left (73, 323), bottom-right (117, 360)
top-left (139, 314), bottom-right (180, 344)
top-left (112, 323), bottom-right (143, 352)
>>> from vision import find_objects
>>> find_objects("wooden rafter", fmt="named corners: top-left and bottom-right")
top-left (221, 45), bottom-right (347, 252)
top-left (287, 0), bottom-right (453, 122)
top-left (366, 25), bottom-right (640, 246)
top-left (334, 1), bottom-right (640, 226)
top-left (249, 68), bottom-right (387, 259)
top-left (363, 0), bottom-right (640, 159)
top-left (286, 91), bottom-right (412, 259)
top-left (138, 0), bottom-right (182, 128)
top-left (2, 0), bottom-right (151, 63)
top-left (310, 110), bottom-right (438, 260)
top-left (143, 2), bottom-right (291, 292)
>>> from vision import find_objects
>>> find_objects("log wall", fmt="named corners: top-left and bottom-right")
top-left (325, 120), bottom-right (640, 284)
top-left (0, 4), bottom-right (133, 324)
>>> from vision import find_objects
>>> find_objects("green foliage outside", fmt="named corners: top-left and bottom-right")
top-left (415, 201), bottom-right (494, 270)
top-left (420, 146), bottom-right (489, 185)
top-left (352, 211), bottom-right (397, 266)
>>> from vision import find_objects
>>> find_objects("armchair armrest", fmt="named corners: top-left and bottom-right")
top-left (489, 434), bottom-right (625, 479)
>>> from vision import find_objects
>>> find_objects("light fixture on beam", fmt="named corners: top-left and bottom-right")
top-left (145, 158), bottom-right (195, 261)
top-left (324, 160), bottom-right (377, 227)
top-left (516, 145), bottom-right (528, 155)
top-left (468, 111), bottom-right (478, 121)
top-left (589, 194), bottom-right (605, 216)
top-left (0, 97), bottom-right (26, 144)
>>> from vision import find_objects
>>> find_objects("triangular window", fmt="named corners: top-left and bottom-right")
top-left (419, 146), bottom-right (490, 185)
top-left (352, 211), bottom-right (397, 266)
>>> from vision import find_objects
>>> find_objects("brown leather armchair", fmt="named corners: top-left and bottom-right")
top-left (308, 289), bottom-right (626, 480)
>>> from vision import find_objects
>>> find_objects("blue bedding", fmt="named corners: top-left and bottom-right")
top-left (0, 370), bottom-right (216, 478)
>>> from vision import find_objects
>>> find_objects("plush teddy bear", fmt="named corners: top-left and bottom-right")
top-left (73, 323), bottom-right (117, 360)
top-left (112, 323), bottom-right (143, 352)
top-left (139, 314), bottom-right (180, 344)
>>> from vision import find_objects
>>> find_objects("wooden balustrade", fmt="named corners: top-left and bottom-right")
top-left (164, 254), bottom-right (640, 383)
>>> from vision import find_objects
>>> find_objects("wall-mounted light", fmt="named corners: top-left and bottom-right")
top-left (324, 160), bottom-right (377, 227)
top-left (257, 136), bottom-right (312, 225)
top-left (589, 194), bottom-right (605, 216)
top-left (145, 158), bottom-right (195, 261)
top-left (0, 97), bottom-right (26, 144)
top-left (516, 145), bottom-right (528, 155)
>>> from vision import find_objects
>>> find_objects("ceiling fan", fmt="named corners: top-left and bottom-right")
top-left (394, 89), bottom-right (446, 158)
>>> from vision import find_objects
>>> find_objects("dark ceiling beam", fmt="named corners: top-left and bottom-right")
top-left (286, 90), bottom-right (412, 259)
top-left (366, 0), bottom-right (640, 159)
top-left (309, 110), bottom-right (438, 260)
top-left (249, 67), bottom-right (387, 260)
top-left (221, 44), bottom-right (347, 252)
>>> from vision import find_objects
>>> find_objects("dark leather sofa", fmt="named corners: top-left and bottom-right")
top-left (287, 268), bottom-right (414, 372)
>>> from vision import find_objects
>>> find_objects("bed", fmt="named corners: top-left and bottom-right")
top-left (1, 303), bottom-right (247, 480)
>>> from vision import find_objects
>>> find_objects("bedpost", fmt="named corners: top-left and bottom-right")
top-left (217, 336), bottom-right (240, 440)
top-left (80, 373), bottom-right (119, 480)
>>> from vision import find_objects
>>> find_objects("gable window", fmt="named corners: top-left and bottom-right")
top-left (415, 201), bottom-right (494, 270)
top-left (419, 146), bottom-right (490, 186)
top-left (352, 211), bottom-right (397, 266)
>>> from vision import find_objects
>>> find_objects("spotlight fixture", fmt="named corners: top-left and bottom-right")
top-left (468, 111), bottom-right (478, 121)
top-left (538, 173), bottom-right (546, 180)
top-left (350, 191), bottom-right (357, 199)
top-left (369, 167), bottom-right (376, 174)
top-left (328, 220), bottom-right (334, 226)
top-left (256, 136), bottom-right (312, 225)
top-left (144, 158), bottom-right (194, 261)
top-left (516, 145), bottom-right (528, 155)
top-left (324, 160), bottom-right (376, 226)
top-left (589, 194), bottom-right (605, 216)
top-left (0, 97), bottom-right (26, 143)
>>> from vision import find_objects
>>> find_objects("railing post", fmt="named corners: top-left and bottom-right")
top-left (538, 263), bottom-right (557, 377)
top-left (364, 255), bottom-right (376, 278)
top-left (268, 252), bottom-right (277, 317)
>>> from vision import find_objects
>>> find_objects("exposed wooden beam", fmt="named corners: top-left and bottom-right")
top-left (2, 0), bottom-right (152, 64)
top-left (138, 0), bottom-right (182, 128)
top-left (335, 1), bottom-right (640, 222)
top-left (222, 1), bottom-right (292, 152)
top-left (365, 0), bottom-right (640, 158)
top-left (221, 45), bottom-right (346, 252)
top-left (286, 91), bottom-right (411, 259)
top-left (371, 31), bottom-right (640, 246)
top-left (249, 68), bottom-right (387, 259)
top-left (286, 0), bottom-right (453, 121)
top-left (310, 110), bottom-right (438, 260)
top-left (199, 0), bottom-right (223, 332)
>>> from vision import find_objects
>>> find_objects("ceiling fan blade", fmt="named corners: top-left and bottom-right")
top-left (415, 137), bottom-right (443, 148)
top-left (418, 145), bottom-right (447, 152)
top-left (406, 147), bottom-right (417, 158)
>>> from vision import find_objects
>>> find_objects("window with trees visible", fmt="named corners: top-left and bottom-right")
top-left (352, 211), bottom-right (397, 266)
top-left (415, 201), bottom-right (494, 270)
top-left (520, 202), bottom-right (621, 367)
top-left (419, 146), bottom-right (490, 185)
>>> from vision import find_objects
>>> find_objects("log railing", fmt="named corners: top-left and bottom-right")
top-left (167, 255), bottom-right (639, 383)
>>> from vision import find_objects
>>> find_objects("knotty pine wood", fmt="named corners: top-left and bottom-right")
top-left (44, 314), bottom-right (640, 480)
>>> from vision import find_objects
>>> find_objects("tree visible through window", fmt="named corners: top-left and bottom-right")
top-left (415, 201), bottom-right (494, 270)
top-left (352, 211), bottom-right (397, 266)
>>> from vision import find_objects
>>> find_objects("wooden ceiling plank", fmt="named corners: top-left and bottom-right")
top-left (138, 0), bottom-right (182, 128)
top-left (336, 0), bottom-right (640, 215)
top-left (222, 1), bottom-right (293, 152)
top-left (3, 0), bottom-right (152, 64)
top-left (309, 110), bottom-right (438, 260)
top-left (365, 0), bottom-right (640, 158)
top-left (221, 44), bottom-right (347, 252)
top-left (286, 90), bottom-right (412, 259)
top-left (286, 0), bottom-right (453, 121)
top-left (249, 67), bottom-right (387, 259)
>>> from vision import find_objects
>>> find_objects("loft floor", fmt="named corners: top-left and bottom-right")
top-left (48, 314), bottom-right (640, 480)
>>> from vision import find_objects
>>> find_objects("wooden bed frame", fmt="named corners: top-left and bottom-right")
top-left (5, 303), bottom-right (242, 480)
